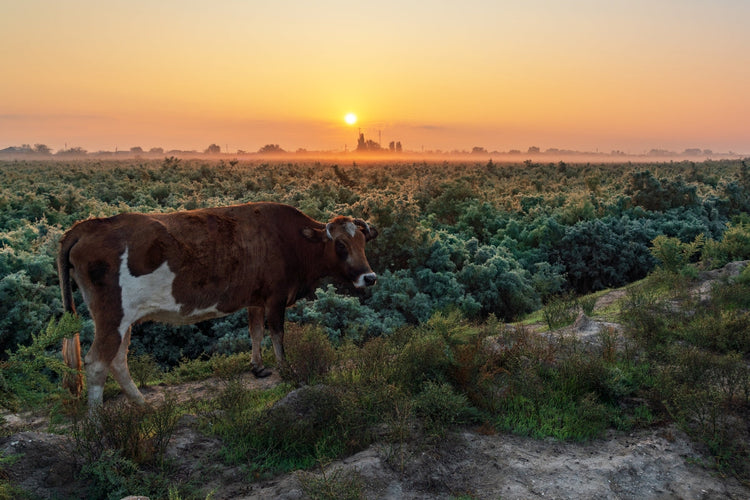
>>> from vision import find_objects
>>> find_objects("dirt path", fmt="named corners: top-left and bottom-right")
top-left (4, 375), bottom-right (749, 499)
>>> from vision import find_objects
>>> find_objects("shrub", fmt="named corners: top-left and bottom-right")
top-left (281, 324), bottom-right (336, 386)
top-left (701, 222), bottom-right (750, 268)
top-left (297, 465), bottom-right (365, 500)
top-left (73, 397), bottom-right (181, 466)
top-left (650, 234), bottom-right (704, 273)
top-left (213, 384), bottom-right (365, 475)
top-left (543, 293), bottom-right (579, 330)
top-left (0, 313), bottom-right (80, 412)
top-left (128, 352), bottom-right (162, 388)
top-left (413, 381), bottom-right (479, 437)
top-left (656, 346), bottom-right (749, 477)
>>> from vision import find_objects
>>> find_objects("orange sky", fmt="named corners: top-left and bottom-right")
top-left (1, 1), bottom-right (749, 155)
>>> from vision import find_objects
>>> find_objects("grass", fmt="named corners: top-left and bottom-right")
top-left (3, 259), bottom-right (750, 497)
top-left (278, 261), bottom-right (748, 481)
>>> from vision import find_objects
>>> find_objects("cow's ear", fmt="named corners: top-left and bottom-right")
top-left (302, 227), bottom-right (327, 242)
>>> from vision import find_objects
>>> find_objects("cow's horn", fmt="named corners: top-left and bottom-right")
top-left (325, 222), bottom-right (333, 240)
top-left (354, 219), bottom-right (376, 241)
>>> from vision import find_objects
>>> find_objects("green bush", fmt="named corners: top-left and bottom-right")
top-left (413, 381), bottom-right (479, 437)
top-left (281, 324), bottom-right (336, 386)
top-left (701, 222), bottom-right (750, 268)
top-left (129, 352), bottom-right (162, 388)
top-left (650, 234), bottom-right (704, 272)
top-left (0, 313), bottom-right (80, 412)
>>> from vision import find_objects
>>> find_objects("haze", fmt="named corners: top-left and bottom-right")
top-left (1, 0), bottom-right (749, 155)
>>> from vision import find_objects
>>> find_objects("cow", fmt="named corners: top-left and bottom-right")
top-left (57, 202), bottom-right (378, 408)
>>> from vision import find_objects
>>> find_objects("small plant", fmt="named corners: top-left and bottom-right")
top-left (543, 293), bottom-right (579, 330)
top-left (701, 222), bottom-right (750, 268)
top-left (73, 396), bottom-right (181, 466)
top-left (413, 381), bottom-right (479, 438)
top-left (0, 452), bottom-right (27, 500)
top-left (166, 355), bottom-right (213, 383)
top-left (297, 459), bottom-right (364, 500)
top-left (281, 323), bottom-right (336, 386)
top-left (129, 352), bottom-right (162, 388)
top-left (211, 352), bottom-right (253, 383)
top-left (579, 294), bottom-right (597, 316)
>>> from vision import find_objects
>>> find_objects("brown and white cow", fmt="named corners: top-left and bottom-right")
top-left (58, 202), bottom-right (378, 407)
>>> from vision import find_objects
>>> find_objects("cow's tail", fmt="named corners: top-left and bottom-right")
top-left (58, 232), bottom-right (84, 397)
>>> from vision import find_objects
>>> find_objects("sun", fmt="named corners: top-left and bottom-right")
top-left (344, 113), bottom-right (357, 125)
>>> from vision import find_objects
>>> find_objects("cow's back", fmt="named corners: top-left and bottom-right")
top-left (64, 203), bottom-right (320, 320)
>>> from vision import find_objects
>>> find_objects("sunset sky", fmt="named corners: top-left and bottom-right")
top-left (1, 0), bottom-right (749, 155)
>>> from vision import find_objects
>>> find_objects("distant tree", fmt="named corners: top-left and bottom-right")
top-left (205, 143), bottom-right (221, 154)
top-left (130, 146), bottom-right (144, 154)
top-left (389, 141), bottom-right (396, 152)
top-left (396, 141), bottom-right (402, 153)
top-left (258, 144), bottom-right (285, 154)
top-left (55, 147), bottom-right (87, 156)
top-left (527, 146), bottom-right (540, 154)
top-left (149, 147), bottom-right (164, 154)
top-left (471, 146), bottom-right (488, 155)
top-left (33, 144), bottom-right (52, 155)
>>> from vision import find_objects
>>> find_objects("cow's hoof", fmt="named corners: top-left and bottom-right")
top-left (251, 366), bottom-right (273, 378)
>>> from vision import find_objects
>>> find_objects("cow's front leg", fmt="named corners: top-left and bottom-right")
top-left (248, 306), bottom-right (272, 378)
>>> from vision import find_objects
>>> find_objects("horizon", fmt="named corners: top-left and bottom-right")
top-left (2, 1), bottom-right (749, 156)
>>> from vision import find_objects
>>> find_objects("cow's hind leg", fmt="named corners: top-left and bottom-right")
top-left (266, 301), bottom-right (287, 370)
top-left (248, 306), bottom-right (272, 378)
top-left (109, 327), bottom-right (146, 407)
top-left (84, 320), bottom-right (123, 408)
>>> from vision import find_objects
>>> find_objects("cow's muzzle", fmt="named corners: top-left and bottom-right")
top-left (354, 272), bottom-right (378, 288)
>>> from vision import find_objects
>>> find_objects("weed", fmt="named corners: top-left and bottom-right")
top-left (281, 323), bottom-right (336, 386)
top-left (166, 355), bottom-right (213, 383)
top-left (297, 458), bottom-right (364, 500)
top-left (650, 233), bottom-right (704, 273)
top-left (0, 452), bottom-right (28, 500)
top-left (72, 396), bottom-right (181, 466)
top-left (579, 294), bottom-right (598, 316)
top-left (413, 381), bottom-right (480, 438)
top-left (211, 352), bottom-right (253, 383)
top-left (129, 352), bottom-right (162, 388)
top-left (543, 292), bottom-right (579, 330)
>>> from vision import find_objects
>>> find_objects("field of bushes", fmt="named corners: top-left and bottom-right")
top-left (1, 158), bottom-right (750, 499)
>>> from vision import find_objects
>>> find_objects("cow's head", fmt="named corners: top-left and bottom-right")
top-left (304, 216), bottom-right (378, 288)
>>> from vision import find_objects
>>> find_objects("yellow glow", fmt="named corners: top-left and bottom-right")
top-left (0, 1), bottom-right (748, 154)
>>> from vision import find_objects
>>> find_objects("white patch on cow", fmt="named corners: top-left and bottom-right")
top-left (344, 221), bottom-right (356, 237)
top-left (325, 223), bottom-right (333, 240)
top-left (118, 247), bottom-right (219, 337)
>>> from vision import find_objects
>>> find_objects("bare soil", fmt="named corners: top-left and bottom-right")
top-left (3, 264), bottom-right (750, 499)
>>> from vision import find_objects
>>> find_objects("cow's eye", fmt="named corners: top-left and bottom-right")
top-left (335, 240), bottom-right (348, 260)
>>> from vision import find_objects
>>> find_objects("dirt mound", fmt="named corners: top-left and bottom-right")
top-left (5, 422), bottom-right (748, 499)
